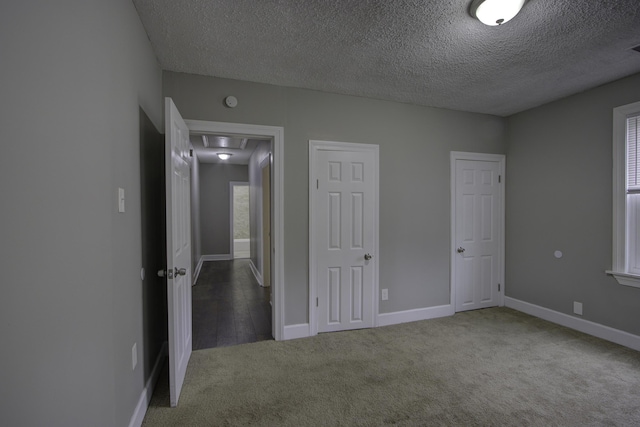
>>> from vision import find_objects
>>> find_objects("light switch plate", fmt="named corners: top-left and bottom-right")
top-left (381, 289), bottom-right (388, 301)
top-left (118, 188), bottom-right (125, 213)
top-left (132, 342), bottom-right (137, 370)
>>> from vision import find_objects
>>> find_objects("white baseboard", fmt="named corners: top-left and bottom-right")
top-left (283, 323), bottom-right (310, 340)
top-left (377, 304), bottom-right (454, 327)
top-left (249, 260), bottom-right (263, 286)
top-left (286, 305), bottom-right (454, 340)
top-left (505, 297), bottom-right (640, 352)
top-left (201, 254), bottom-right (232, 261)
top-left (193, 257), bottom-right (203, 285)
top-left (128, 341), bottom-right (167, 427)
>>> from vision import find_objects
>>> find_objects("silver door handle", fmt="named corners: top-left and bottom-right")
top-left (174, 267), bottom-right (187, 276)
top-left (157, 269), bottom-right (174, 279)
top-left (457, 247), bottom-right (465, 254)
top-left (364, 253), bottom-right (373, 260)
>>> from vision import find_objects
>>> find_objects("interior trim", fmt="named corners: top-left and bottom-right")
top-left (185, 120), bottom-right (285, 341)
top-left (505, 297), bottom-right (640, 352)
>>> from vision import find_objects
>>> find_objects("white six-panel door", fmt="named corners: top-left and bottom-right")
top-left (311, 141), bottom-right (378, 334)
top-left (165, 98), bottom-right (192, 407)
top-left (452, 154), bottom-right (504, 312)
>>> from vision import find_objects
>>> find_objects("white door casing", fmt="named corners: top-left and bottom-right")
top-left (310, 140), bottom-right (379, 335)
top-left (261, 159), bottom-right (272, 288)
top-left (450, 152), bottom-right (505, 312)
top-left (164, 98), bottom-right (193, 406)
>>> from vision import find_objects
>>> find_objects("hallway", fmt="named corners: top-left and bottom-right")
top-left (192, 260), bottom-right (273, 350)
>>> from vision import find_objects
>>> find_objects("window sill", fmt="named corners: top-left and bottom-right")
top-left (606, 271), bottom-right (640, 288)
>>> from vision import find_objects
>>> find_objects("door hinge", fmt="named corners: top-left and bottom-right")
top-left (317, 179), bottom-right (319, 189)
top-left (316, 297), bottom-right (318, 307)
top-left (498, 283), bottom-right (501, 292)
top-left (189, 149), bottom-right (193, 157)
top-left (498, 175), bottom-right (501, 183)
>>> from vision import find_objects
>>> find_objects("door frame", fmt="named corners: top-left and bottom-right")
top-left (309, 140), bottom-right (380, 336)
top-left (450, 151), bottom-right (506, 311)
top-left (229, 181), bottom-right (249, 259)
top-left (260, 156), bottom-right (272, 287)
top-left (185, 119), bottom-right (285, 341)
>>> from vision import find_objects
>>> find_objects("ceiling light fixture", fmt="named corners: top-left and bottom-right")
top-left (470, 0), bottom-right (525, 26)
top-left (217, 153), bottom-right (232, 160)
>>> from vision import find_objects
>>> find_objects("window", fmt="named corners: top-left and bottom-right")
top-left (608, 101), bottom-right (640, 288)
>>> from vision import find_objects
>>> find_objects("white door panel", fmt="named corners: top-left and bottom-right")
top-left (165, 98), bottom-right (192, 406)
top-left (313, 146), bottom-right (378, 333)
top-left (453, 157), bottom-right (502, 312)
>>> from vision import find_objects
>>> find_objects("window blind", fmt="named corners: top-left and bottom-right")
top-left (628, 114), bottom-right (640, 194)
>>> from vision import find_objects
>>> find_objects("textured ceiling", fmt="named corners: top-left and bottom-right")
top-left (133, 0), bottom-right (640, 116)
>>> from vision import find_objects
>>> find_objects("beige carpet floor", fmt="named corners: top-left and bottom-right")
top-left (142, 307), bottom-right (640, 426)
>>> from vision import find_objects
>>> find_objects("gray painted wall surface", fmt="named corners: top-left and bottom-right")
top-left (199, 163), bottom-right (249, 256)
top-left (191, 153), bottom-right (202, 275)
top-left (164, 71), bottom-right (507, 325)
top-left (249, 142), bottom-right (273, 278)
top-left (0, 1), bottom-right (162, 426)
top-left (506, 72), bottom-right (640, 336)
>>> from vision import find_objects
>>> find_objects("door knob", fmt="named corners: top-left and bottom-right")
top-left (157, 269), bottom-right (174, 279)
top-left (457, 247), bottom-right (466, 254)
top-left (364, 253), bottom-right (373, 260)
top-left (158, 268), bottom-right (186, 279)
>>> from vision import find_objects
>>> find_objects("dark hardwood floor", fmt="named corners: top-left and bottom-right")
top-left (192, 259), bottom-right (273, 350)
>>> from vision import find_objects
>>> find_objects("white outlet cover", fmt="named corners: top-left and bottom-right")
top-left (573, 301), bottom-right (583, 316)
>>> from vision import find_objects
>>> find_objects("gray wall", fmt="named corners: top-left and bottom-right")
top-left (506, 72), bottom-right (640, 336)
top-left (191, 153), bottom-right (202, 275)
top-left (249, 142), bottom-right (273, 278)
top-left (164, 71), bottom-right (507, 325)
top-left (0, 1), bottom-right (162, 426)
top-left (199, 163), bottom-right (249, 256)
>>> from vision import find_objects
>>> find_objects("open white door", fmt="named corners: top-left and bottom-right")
top-left (164, 98), bottom-right (192, 406)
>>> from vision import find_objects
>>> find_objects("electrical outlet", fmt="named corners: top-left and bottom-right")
top-left (381, 289), bottom-right (388, 301)
top-left (573, 301), bottom-right (583, 316)
top-left (132, 343), bottom-right (137, 370)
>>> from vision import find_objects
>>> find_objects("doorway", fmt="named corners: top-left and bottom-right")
top-left (450, 152), bottom-right (505, 312)
top-left (230, 182), bottom-right (250, 259)
top-left (186, 120), bottom-right (284, 341)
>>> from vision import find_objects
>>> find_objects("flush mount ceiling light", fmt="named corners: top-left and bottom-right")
top-left (470, 0), bottom-right (525, 26)
top-left (217, 153), bottom-right (232, 160)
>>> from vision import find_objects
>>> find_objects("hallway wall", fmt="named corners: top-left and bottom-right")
top-left (0, 1), bottom-right (163, 425)
top-left (249, 142), bottom-right (273, 281)
top-left (199, 163), bottom-right (249, 256)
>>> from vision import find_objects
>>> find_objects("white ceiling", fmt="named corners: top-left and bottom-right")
top-left (133, 0), bottom-right (640, 117)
